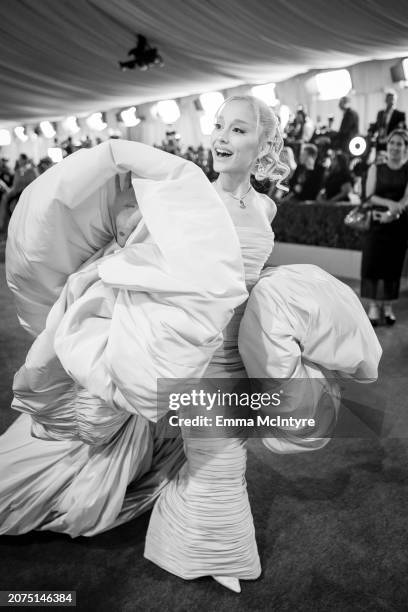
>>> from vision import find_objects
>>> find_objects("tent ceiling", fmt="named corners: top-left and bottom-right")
top-left (1, 0), bottom-right (407, 125)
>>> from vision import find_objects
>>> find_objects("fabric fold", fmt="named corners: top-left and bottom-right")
top-left (239, 264), bottom-right (382, 453)
top-left (7, 140), bottom-right (247, 435)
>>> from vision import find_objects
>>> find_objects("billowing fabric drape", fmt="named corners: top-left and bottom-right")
top-left (239, 264), bottom-right (382, 453)
top-left (6, 139), bottom-right (248, 440)
top-left (0, 140), bottom-right (247, 537)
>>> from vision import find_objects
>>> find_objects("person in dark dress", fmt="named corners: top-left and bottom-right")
top-left (287, 144), bottom-right (325, 201)
top-left (317, 152), bottom-right (353, 202)
top-left (361, 129), bottom-right (408, 325)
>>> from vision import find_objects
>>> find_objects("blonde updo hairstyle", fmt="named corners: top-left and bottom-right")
top-left (218, 95), bottom-right (290, 189)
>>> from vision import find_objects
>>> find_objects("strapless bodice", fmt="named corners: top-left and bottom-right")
top-left (207, 224), bottom-right (274, 376)
top-left (235, 225), bottom-right (274, 289)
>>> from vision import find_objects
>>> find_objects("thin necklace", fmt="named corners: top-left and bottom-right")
top-left (220, 184), bottom-right (252, 208)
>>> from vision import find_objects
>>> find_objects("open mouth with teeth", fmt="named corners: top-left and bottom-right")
top-left (214, 148), bottom-right (233, 158)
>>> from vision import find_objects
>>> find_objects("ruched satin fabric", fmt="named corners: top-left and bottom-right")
top-left (144, 436), bottom-right (261, 580)
top-left (0, 140), bottom-right (247, 536)
top-left (0, 412), bottom-right (184, 537)
top-left (144, 224), bottom-right (273, 580)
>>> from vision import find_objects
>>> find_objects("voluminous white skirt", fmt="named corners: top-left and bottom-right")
top-left (0, 412), bottom-right (184, 538)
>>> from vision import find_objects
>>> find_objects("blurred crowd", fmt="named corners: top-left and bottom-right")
top-left (1, 89), bottom-right (407, 238)
top-left (277, 89), bottom-right (406, 203)
top-left (156, 90), bottom-right (407, 204)
top-left (154, 130), bottom-right (218, 181)
top-left (0, 135), bottom-right (112, 236)
top-left (0, 154), bottom-right (47, 235)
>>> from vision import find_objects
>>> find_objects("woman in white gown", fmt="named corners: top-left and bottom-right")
top-left (0, 97), bottom-right (381, 593)
top-left (144, 96), bottom-right (285, 592)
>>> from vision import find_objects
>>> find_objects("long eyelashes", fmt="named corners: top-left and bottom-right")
top-left (213, 128), bottom-right (245, 135)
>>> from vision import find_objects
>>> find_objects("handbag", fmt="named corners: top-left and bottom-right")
top-left (344, 204), bottom-right (372, 232)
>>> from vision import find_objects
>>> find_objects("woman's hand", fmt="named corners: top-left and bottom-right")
top-left (111, 173), bottom-right (142, 247)
top-left (370, 197), bottom-right (400, 223)
top-left (370, 195), bottom-right (402, 222)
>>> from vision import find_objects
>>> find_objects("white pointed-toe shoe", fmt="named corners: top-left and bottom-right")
top-left (212, 576), bottom-right (241, 593)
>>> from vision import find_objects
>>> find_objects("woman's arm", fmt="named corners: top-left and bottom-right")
top-left (261, 194), bottom-right (277, 268)
top-left (400, 181), bottom-right (408, 210)
top-left (365, 164), bottom-right (377, 200)
top-left (110, 173), bottom-right (142, 246)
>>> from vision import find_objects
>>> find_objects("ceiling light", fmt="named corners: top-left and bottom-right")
top-left (155, 100), bottom-right (180, 124)
top-left (315, 69), bottom-right (352, 101)
top-left (251, 83), bottom-right (278, 106)
top-left (199, 92), bottom-right (224, 115)
top-left (14, 126), bottom-right (28, 142)
top-left (62, 116), bottom-right (80, 134)
top-left (0, 129), bottom-right (11, 146)
top-left (120, 107), bottom-right (141, 127)
top-left (40, 121), bottom-right (56, 138)
top-left (86, 112), bottom-right (107, 131)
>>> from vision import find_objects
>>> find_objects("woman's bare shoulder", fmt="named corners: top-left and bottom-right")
top-left (257, 192), bottom-right (277, 223)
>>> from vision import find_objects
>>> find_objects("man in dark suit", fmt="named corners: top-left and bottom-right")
top-left (374, 90), bottom-right (406, 150)
top-left (336, 96), bottom-right (359, 153)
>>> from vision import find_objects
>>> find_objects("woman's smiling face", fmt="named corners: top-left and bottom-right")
top-left (387, 134), bottom-right (407, 164)
top-left (211, 99), bottom-right (262, 175)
